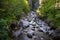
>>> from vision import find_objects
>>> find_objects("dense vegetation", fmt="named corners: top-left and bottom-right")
top-left (0, 0), bottom-right (30, 40)
top-left (37, 0), bottom-right (60, 28)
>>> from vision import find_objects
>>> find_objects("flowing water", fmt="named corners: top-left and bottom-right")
top-left (12, 11), bottom-right (55, 40)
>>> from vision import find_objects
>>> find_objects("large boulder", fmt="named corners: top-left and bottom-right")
top-left (18, 19), bottom-right (29, 29)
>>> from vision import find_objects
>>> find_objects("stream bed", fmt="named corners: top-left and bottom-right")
top-left (12, 11), bottom-right (58, 40)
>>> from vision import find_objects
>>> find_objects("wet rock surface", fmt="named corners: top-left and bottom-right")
top-left (11, 11), bottom-right (60, 40)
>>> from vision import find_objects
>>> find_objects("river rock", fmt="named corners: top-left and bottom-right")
top-left (27, 30), bottom-right (34, 38)
top-left (20, 19), bottom-right (29, 28)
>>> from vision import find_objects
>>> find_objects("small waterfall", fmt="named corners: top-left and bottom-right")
top-left (28, 0), bottom-right (39, 10)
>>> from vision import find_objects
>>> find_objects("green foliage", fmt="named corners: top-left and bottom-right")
top-left (40, 0), bottom-right (56, 16)
top-left (0, 0), bottom-right (30, 40)
top-left (0, 0), bottom-right (30, 19)
top-left (40, 0), bottom-right (60, 27)
top-left (0, 19), bottom-right (10, 40)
